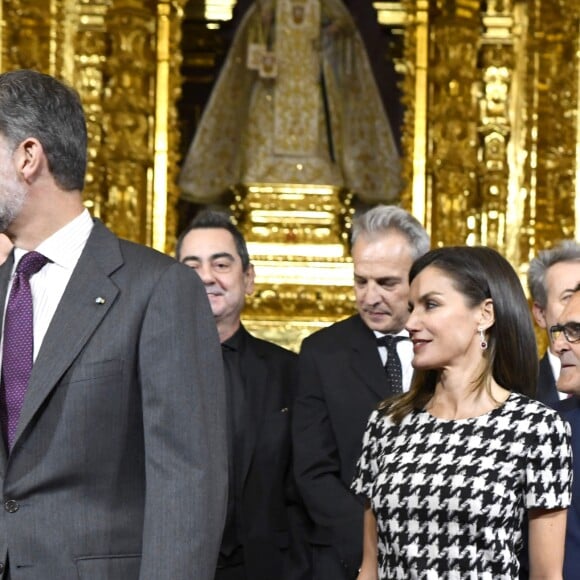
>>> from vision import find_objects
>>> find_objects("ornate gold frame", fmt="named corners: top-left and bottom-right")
top-left (0, 0), bottom-right (185, 253)
top-left (1, 1), bottom-right (576, 251)
top-left (397, 0), bottom-right (579, 277)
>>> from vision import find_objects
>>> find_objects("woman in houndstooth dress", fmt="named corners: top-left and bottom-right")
top-left (352, 246), bottom-right (572, 580)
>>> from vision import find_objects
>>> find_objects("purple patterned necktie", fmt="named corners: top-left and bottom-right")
top-left (0, 251), bottom-right (48, 450)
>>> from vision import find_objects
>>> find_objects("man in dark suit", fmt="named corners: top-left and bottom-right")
top-left (547, 287), bottom-right (580, 578)
top-left (528, 241), bottom-right (580, 407)
top-left (177, 210), bottom-right (309, 580)
top-left (292, 205), bottom-right (430, 579)
top-left (0, 70), bottom-right (227, 579)
top-left (517, 241), bottom-right (580, 579)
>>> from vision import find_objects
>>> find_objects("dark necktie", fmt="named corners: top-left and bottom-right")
top-left (220, 341), bottom-right (245, 557)
top-left (0, 251), bottom-right (49, 450)
top-left (377, 335), bottom-right (406, 395)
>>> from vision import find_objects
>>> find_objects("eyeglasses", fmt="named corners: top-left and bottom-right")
top-left (549, 322), bottom-right (580, 344)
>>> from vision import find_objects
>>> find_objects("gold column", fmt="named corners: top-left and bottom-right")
top-left (400, 0), bottom-right (429, 230)
top-left (504, 1), bottom-right (529, 269)
top-left (0, 0), bottom-right (3, 72)
top-left (425, 0), bottom-right (481, 248)
top-left (577, 15), bottom-right (580, 236)
top-left (153, 0), bottom-right (172, 253)
top-left (2, 0), bottom-right (53, 73)
top-left (75, 0), bottom-right (110, 220)
top-left (101, 0), bottom-right (156, 245)
top-left (478, 1), bottom-right (515, 253)
top-left (521, 0), bottom-right (579, 261)
top-left (155, 0), bottom-right (186, 255)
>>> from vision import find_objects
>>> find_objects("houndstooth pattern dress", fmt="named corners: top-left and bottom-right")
top-left (352, 392), bottom-right (572, 579)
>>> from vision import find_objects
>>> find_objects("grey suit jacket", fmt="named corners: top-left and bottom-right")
top-left (0, 220), bottom-right (227, 580)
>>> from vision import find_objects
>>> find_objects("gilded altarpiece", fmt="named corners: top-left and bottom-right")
top-left (0, 0), bottom-right (578, 350)
top-left (402, 0), bottom-right (579, 271)
top-left (0, 0), bottom-right (185, 252)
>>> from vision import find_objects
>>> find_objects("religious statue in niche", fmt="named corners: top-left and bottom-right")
top-left (178, 0), bottom-right (402, 206)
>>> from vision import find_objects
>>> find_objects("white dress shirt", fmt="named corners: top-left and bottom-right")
top-left (0, 209), bottom-right (94, 364)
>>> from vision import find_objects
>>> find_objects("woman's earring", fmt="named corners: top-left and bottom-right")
top-left (478, 327), bottom-right (488, 350)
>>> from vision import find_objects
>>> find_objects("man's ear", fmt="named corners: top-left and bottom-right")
top-left (15, 138), bottom-right (44, 183)
top-left (245, 263), bottom-right (256, 295)
top-left (532, 302), bottom-right (547, 329)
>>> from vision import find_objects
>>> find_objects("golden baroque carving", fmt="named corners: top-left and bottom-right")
top-left (399, 43), bottom-right (413, 207)
top-left (8, 2), bottom-right (52, 72)
top-left (1, 0), bottom-right (578, 287)
top-left (75, 1), bottom-right (110, 220)
top-left (231, 184), bottom-right (354, 247)
top-left (428, 1), bottom-right (480, 247)
top-left (523, 0), bottom-right (578, 255)
top-left (478, 2), bottom-right (515, 252)
top-left (243, 280), bottom-right (355, 352)
top-left (247, 283), bottom-right (354, 317)
top-left (101, 0), bottom-right (156, 243)
top-left (164, 0), bottom-right (187, 255)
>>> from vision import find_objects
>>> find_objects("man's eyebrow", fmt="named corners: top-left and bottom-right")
top-left (353, 274), bottom-right (400, 281)
top-left (209, 252), bottom-right (235, 262)
top-left (180, 252), bottom-right (235, 263)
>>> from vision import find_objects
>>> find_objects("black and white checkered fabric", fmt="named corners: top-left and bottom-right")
top-left (352, 392), bottom-right (572, 579)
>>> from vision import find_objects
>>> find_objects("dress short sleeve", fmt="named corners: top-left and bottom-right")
top-left (525, 409), bottom-right (573, 509)
top-left (351, 409), bottom-right (381, 499)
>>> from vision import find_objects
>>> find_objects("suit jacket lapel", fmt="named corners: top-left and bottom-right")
top-left (13, 221), bottom-right (122, 449)
top-left (349, 316), bottom-right (391, 400)
top-left (0, 251), bottom-right (14, 319)
top-left (239, 329), bottom-right (269, 489)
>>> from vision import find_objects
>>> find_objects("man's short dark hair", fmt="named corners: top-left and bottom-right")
top-left (0, 69), bottom-right (87, 191)
top-left (175, 210), bottom-right (251, 271)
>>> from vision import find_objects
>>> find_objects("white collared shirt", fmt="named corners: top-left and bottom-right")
top-left (375, 329), bottom-right (414, 392)
top-left (1, 209), bottom-right (94, 363)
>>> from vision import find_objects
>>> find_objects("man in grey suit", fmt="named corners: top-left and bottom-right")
top-left (0, 69), bottom-right (227, 579)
